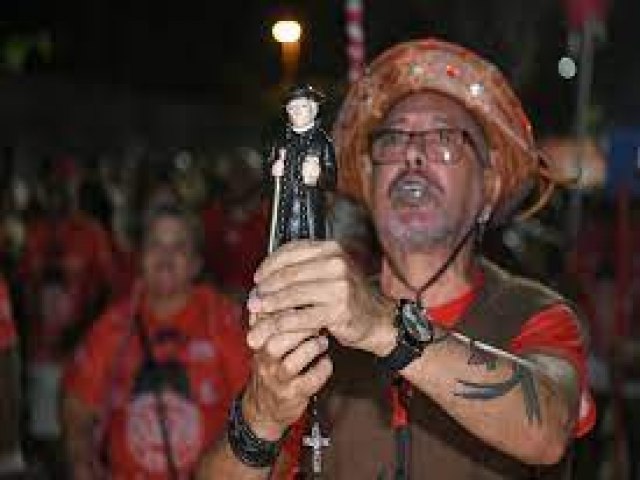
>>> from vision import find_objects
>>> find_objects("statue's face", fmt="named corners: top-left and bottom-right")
top-left (286, 98), bottom-right (318, 129)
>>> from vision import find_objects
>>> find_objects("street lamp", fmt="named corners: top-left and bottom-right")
top-left (272, 19), bottom-right (302, 87)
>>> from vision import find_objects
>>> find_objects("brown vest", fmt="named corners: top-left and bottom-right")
top-left (304, 259), bottom-right (582, 479)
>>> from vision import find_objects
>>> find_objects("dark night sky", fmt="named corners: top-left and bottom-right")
top-left (1, 0), bottom-right (638, 148)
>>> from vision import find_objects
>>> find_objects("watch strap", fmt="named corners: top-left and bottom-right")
top-left (377, 300), bottom-right (433, 381)
top-left (376, 331), bottom-right (422, 384)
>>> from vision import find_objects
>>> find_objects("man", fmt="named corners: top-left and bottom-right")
top-left (62, 202), bottom-right (251, 479)
top-left (265, 84), bottom-right (337, 248)
top-left (197, 38), bottom-right (595, 479)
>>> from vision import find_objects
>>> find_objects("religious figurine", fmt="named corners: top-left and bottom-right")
top-left (263, 84), bottom-right (337, 476)
top-left (266, 84), bottom-right (337, 252)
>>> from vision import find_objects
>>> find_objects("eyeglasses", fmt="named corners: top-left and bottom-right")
top-left (369, 127), bottom-right (474, 166)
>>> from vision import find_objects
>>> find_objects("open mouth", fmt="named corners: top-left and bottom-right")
top-left (389, 173), bottom-right (441, 208)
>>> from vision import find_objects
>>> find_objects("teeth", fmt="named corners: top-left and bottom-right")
top-left (392, 178), bottom-right (432, 204)
top-left (401, 181), bottom-right (427, 199)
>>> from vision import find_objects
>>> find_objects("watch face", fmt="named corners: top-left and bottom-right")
top-left (400, 301), bottom-right (433, 343)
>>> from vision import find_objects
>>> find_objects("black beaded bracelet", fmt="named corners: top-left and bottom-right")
top-left (227, 393), bottom-right (285, 469)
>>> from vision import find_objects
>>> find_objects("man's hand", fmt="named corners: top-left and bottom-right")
top-left (302, 156), bottom-right (320, 186)
top-left (246, 240), bottom-right (396, 357)
top-left (241, 330), bottom-right (332, 441)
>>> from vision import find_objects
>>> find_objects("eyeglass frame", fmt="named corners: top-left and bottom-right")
top-left (367, 127), bottom-right (485, 166)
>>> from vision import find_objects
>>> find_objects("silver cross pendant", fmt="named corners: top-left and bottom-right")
top-left (302, 419), bottom-right (330, 475)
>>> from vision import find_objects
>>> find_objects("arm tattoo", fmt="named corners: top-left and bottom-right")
top-left (467, 340), bottom-right (497, 371)
top-left (454, 348), bottom-right (542, 425)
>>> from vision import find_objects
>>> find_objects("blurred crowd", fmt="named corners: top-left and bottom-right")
top-left (0, 144), bottom-right (381, 479)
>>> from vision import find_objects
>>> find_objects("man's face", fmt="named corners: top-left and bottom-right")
top-left (369, 92), bottom-right (488, 253)
top-left (142, 216), bottom-right (199, 298)
top-left (286, 98), bottom-right (318, 129)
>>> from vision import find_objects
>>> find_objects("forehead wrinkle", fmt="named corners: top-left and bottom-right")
top-left (381, 97), bottom-right (466, 130)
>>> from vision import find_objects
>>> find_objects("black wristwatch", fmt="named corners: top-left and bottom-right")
top-left (227, 393), bottom-right (286, 469)
top-left (377, 299), bottom-right (435, 378)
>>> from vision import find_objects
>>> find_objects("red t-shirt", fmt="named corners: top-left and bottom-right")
top-left (107, 233), bottom-right (138, 301)
top-left (18, 213), bottom-right (116, 362)
top-left (280, 276), bottom-right (596, 476)
top-left (63, 284), bottom-right (252, 479)
top-left (201, 200), bottom-right (270, 294)
top-left (0, 279), bottom-right (17, 351)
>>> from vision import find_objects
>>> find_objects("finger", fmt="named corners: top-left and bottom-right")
top-left (256, 254), bottom-right (348, 295)
top-left (255, 240), bottom-right (343, 283)
top-left (291, 356), bottom-right (333, 398)
top-left (263, 330), bottom-right (319, 359)
top-left (277, 335), bottom-right (329, 382)
top-left (248, 312), bottom-right (259, 327)
top-left (248, 279), bottom-right (345, 315)
top-left (247, 307), bottom-right (329, 349)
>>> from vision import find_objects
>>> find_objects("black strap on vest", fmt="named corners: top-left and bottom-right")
top-left (133, 314), bottom-right (180, 480)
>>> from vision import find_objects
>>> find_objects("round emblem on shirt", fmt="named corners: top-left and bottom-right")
top-left (126, 392), bottom-right (203, 473)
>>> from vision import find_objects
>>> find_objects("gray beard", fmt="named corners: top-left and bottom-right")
top-left (379, 217), bottom-right (455, 252)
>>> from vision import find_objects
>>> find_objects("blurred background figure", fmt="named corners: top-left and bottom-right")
top-left (328, 193), bottom-right (380, 277)
top-left (0, 276), bottom-right (28, 479)
top-left (568, 196), bottom-right (640, 480)
top-left (16, 157), bottom-right (116, 478)
top-left (61, 201), bottom-right (250, 479)
top-left (200, 146), bottom-right (270, 299)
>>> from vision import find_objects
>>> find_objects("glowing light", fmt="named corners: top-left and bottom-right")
top-left (272, 20), bottom-right (302, 44)
top-left (558, 56), bottom-right (577, 79)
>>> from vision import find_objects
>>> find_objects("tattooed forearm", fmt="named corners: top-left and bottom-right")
top-left (454, 361), bottom-right (542, 425)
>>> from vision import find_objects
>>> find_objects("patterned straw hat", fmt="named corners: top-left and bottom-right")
top-left (332, 37), bottom-right (554, 226)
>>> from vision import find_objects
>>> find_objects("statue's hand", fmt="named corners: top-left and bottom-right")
top-left (272, 158), bottom-right (285, 178)
top-left (302, 155), bottom-right (320, 186)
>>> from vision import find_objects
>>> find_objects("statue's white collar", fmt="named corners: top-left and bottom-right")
top-left (290, 122), bottom-right (314, 134)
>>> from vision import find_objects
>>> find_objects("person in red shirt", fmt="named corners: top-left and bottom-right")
top-left (18, 168), bottom-right (116, 365)
top-left (198, 38), bottom-right (595, 479)
top-left (62, 201), bottom-right (251, 479)
top-left (200, 147), bottom-right (270, 299)
top-left (15, 167), bottom-right (116, 477)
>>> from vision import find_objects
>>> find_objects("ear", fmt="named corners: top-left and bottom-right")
top-left (482, 150), bottom-right (502, 217)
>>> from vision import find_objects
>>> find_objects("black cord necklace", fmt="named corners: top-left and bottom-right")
top-left (381, 209), bottom-right (482, 480)
top-left (133, 313), bottom-right (180, 480)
